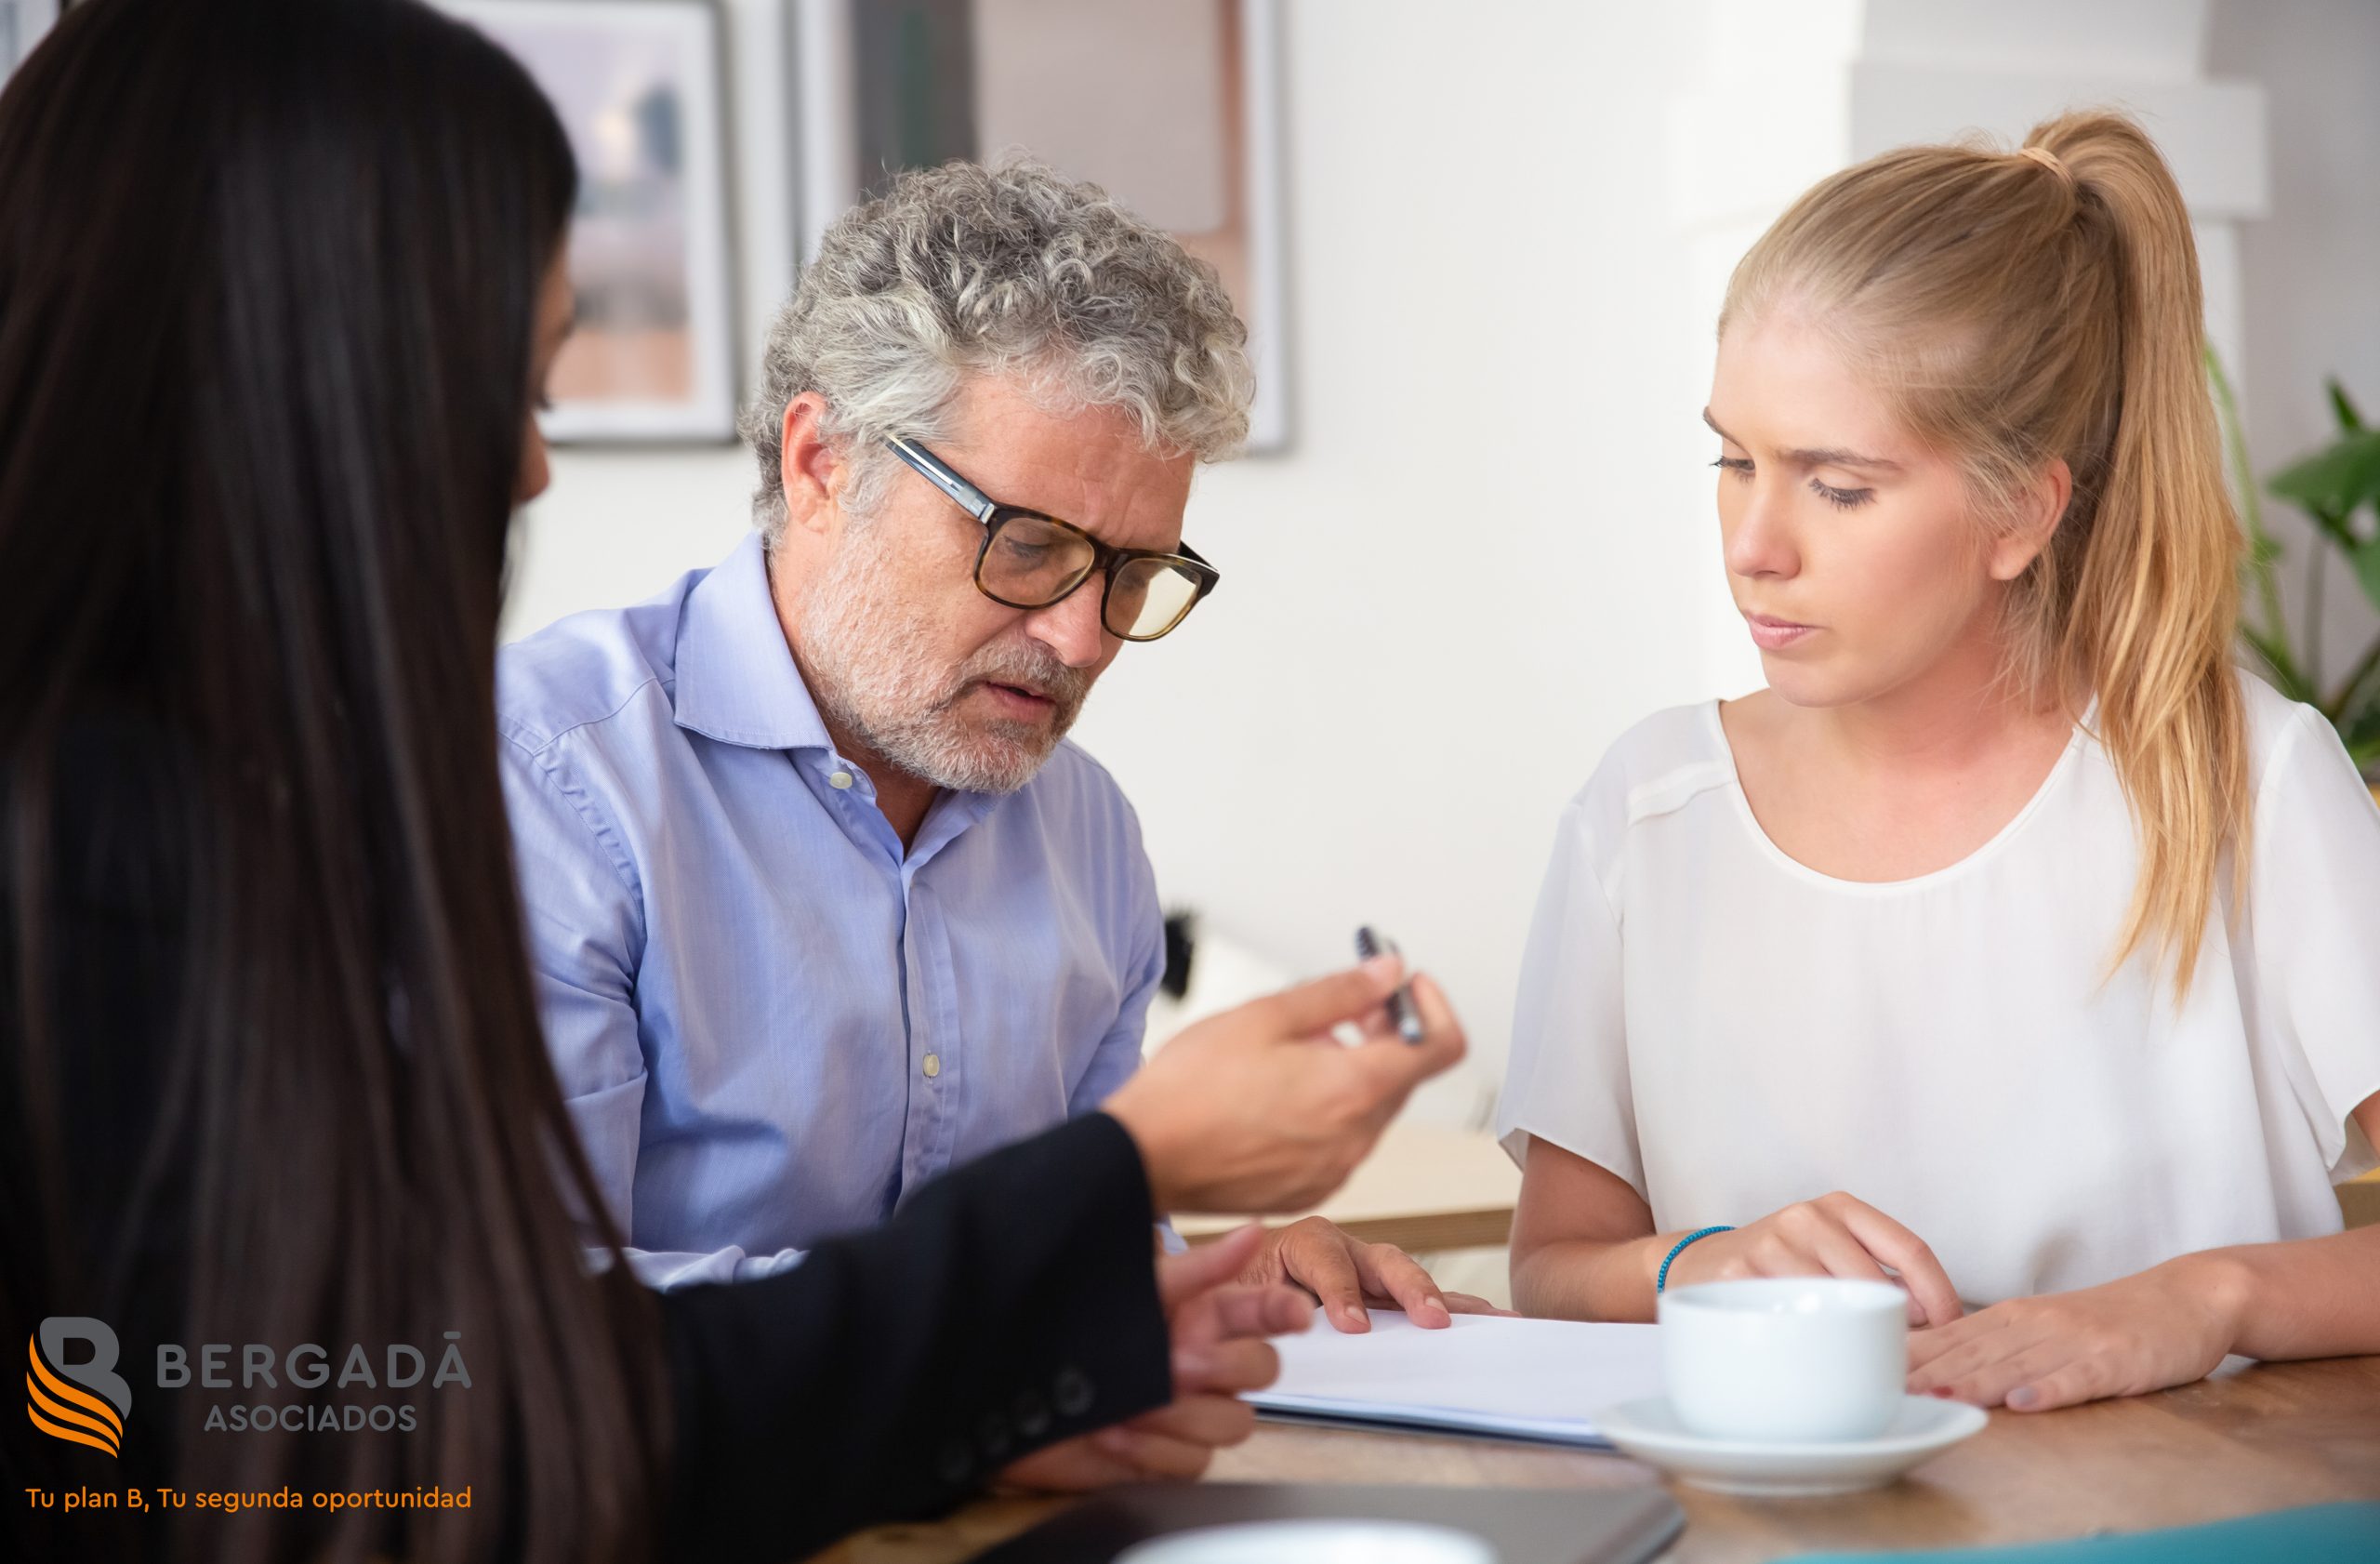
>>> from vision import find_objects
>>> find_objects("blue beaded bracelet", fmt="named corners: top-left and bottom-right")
top-left (1655, 1225), bottom-right (1736, 1295)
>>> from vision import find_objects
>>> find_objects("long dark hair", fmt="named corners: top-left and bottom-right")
top-left (0, 2), bottom-right (662, 1558)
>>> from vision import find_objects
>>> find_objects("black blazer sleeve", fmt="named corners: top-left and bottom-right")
top-left (657, 1109), bottom-right (1172, 1562)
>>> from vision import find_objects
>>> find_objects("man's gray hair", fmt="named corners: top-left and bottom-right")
top-left (739, 160), bottom-right (1255, 543)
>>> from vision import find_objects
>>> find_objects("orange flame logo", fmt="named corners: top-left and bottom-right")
top-left (27, 1323), bottom-right (129, 1458)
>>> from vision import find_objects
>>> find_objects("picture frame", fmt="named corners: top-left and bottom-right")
top-left (444, 0), bottom-right (740, 444)
top-left (787, 0), bottom-right (1292, 452)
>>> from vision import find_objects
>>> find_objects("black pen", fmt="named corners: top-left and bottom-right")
top-left (1355, 925), bottom-right (1425, 1044)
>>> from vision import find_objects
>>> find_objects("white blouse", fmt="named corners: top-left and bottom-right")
top-left (1496, 672), bottom-right (2380, 1306)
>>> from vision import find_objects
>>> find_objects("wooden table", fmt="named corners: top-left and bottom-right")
top-left (810, 1355), bottom-right (2380, 1564)
top-left (1169, 1140), bottom-right (2376, 1258)
top-left (1172, 1121), bottom-right (1523, 1253)
top-left (2344, 1168), bottom-right (2380, 1229)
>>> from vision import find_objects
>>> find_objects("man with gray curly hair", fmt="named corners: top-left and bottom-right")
top-left (498, 165), bottom-right (1491, 1415)
top-left (734, 159), bottom-right (1251, 799)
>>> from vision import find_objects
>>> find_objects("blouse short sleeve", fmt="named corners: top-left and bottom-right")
top-left (1495, 787), bottom-right (1643, 1198)
top-left (2249, 706), bottom-right (2380, 1182)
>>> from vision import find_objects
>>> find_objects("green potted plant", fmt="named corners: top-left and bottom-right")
top-left (2209, 355), bottom-right (2380, 793)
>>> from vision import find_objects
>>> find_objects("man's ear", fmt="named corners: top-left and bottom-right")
top-left (778, 391), bottom-right (843, 541)
top-left (1989, 457), bottom-right (2072, 582)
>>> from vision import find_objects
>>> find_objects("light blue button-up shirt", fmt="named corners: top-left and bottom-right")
top-left (496, 534), bottom-right (1165, 1289)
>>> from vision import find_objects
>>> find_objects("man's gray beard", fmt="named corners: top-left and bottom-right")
top-left (798, 530), bottom-right (1092, 795)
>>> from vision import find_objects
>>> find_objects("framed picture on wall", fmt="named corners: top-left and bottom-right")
top-left (2, 0), bottom-right (60, 81)
top-left (787, 0), bottom-right (1292, 452)
top-left (444, 0), bottom-right (739, 444)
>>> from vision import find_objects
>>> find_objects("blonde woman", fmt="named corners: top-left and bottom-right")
top-left (1499, 112), bottom-right (2380, 1412)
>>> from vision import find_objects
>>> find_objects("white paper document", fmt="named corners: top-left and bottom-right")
top-left (1245, 1309), bottom-right (1667, 1448)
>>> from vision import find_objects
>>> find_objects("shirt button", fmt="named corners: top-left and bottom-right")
top-left (1052, 1366), bottom-right (1094, 1419)
top-left (922, 1054), bottom-right (941, 1079)
top-left (827, 769), bottom-right (855, 790)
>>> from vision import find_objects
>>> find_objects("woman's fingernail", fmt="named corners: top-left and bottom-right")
top-left (1096, 1427), bottom-right (1134, 1455)
top-left (2008, 1386), bottom-right (2039, 1410)
top-left (1361, 953), bottom-right (1400, 982)
top-left (1930, 1386), bottom-right (1956, 1398)
top-left (1172, 1347), bottom-right (1213, 1381)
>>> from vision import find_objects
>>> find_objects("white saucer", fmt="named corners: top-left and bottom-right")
top-left (1594, 1394), bottom-right (1988, 1497)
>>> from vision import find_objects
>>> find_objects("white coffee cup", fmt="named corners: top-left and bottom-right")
top-left (1659, 1278), bottom-right (1908, 1443)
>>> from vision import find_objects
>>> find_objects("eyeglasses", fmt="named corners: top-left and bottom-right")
top-left (882, 437), bottom-right (1220, 642)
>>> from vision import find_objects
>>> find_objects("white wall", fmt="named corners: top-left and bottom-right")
top-left (1075, 2), bottom-right (1724, 1123)
top-left (2210, 0), bottom-right (2380, 682)
top-left (504, 0), bottom-right (2378, 1130)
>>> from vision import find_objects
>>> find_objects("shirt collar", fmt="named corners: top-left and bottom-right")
top-left (672, 532), bottom-right (835, 753)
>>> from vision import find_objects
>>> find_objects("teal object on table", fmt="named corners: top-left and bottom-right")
top-left (1788, 1503), bottom-right (2380, 1563)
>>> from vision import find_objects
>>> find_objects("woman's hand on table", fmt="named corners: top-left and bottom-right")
top-left (1244, 1214), bottom-right (1513, 1333)
top-left (1661, 1192), bottom-right (1965, 1329)
top-left (998, 1224), bottom-right (1312, 1491)
top-left (1907, 1256), bottom-right (2244, 1411)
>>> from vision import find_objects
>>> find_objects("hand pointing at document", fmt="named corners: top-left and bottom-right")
top-left (1103, 952), bottom-right (1501, 1334)
top-left (1239, 1216), bottom-right (1512, 1334)
top-left (1006, 948), bottom-right (1474, 1497)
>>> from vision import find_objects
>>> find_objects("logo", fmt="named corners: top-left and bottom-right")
top-left (27, 1318), bottom-right (130, 1457)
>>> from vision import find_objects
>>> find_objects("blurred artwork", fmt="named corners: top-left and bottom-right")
top-left (448, 1), bottom-right (737, 442)
top-left (793, 0), bottom-right (1290, 450)
top-left (1, 1), bottom-right (60, 81)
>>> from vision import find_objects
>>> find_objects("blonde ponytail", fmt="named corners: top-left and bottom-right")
top-left (1721, 112), bottom-right (2250, 998)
